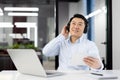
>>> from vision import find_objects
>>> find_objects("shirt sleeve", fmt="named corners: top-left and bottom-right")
top-left (42, 34), bottom-right (65, 56)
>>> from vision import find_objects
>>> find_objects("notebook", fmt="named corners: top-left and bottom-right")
top-left (7, 49), bottom-right (63, 77)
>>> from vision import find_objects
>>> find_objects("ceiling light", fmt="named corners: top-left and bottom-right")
top-left (15, 22), bottom-right (37, 27)
top-left (85, 6), bottom-right (107, 19)
top-left (8, 12), bottom-right (38, 16)
top-left (4, 7), bottom-right (39, 11)
top-left (101, 6), bottom-right (107, 13)
top-left (0, 8), bottom-right (3, 13)
top-left (0, 13), bottom-right (3, 16)
top-left (0, 8), bottom-right (3, 16)
top-left (0, 22), bottom-right (13, 28)
top-left (85, 9), bottom-right (102, 19)
top-left (9, 33), bottom-right (27, 39)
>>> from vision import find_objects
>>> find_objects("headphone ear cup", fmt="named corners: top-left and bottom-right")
top-left (83, 26), bottom-right (87, 33)
top-left (66, 23), bottom-right (70, 32)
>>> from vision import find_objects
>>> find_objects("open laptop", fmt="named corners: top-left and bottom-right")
top-left (7, 49), bottom-right (63, 77)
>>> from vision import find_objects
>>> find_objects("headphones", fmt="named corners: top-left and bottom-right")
top-left (66, 14), bottom-right (88, 33)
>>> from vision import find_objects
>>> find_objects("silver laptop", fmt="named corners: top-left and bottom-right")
top-left (7, 49), bottom-right (63, 77)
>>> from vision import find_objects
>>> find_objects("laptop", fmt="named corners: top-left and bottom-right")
top-left (7, 49), bottom-right (63, 77)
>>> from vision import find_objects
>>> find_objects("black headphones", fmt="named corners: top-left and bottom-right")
top-left (66, 14), bottom-right (88, 33)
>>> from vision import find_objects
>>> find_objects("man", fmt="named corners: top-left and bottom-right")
top-left (43, 14), bottom-right (103, 71)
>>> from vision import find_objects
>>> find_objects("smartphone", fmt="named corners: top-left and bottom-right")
top-left (66, 25), bottom-right (69, 32)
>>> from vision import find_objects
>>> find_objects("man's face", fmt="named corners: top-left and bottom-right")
top-left (69, 18), bottom-right (85, 38)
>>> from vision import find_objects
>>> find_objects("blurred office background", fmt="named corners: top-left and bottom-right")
top-left (0, 0), bottom-right (119, 71)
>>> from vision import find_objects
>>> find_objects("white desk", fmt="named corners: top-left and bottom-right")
top-left (0, 70), bottom-right (120, 80)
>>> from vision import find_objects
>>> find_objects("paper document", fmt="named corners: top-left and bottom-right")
top-left (70, 52), bottom-right (87, 66)
top-left (87, 72), bottom-right (118, 80)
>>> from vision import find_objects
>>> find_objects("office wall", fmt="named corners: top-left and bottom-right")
top-left (58, 2), bottom-right (69, 33)
top-left (94, 0), bottom-right (106, 60)
top-left (69, 0), bottom-right (87, 17)
top-left (112, 0), bottom-right (120, 69)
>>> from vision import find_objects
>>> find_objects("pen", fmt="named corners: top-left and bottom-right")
top-left (91, 72), bottom-right (103, 76)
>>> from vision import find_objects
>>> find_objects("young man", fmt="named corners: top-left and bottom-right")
top-left (43, 14), bottom-right (103, 71)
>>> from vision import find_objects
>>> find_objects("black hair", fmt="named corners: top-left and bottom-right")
top-left (67, 14), bottom-right (88, 33)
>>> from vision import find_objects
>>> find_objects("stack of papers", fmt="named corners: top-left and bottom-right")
top-left (87, 72), bottom-right (118, 80)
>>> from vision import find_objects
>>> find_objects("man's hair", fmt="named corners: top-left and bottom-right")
top-left (67, 14), bottom-right (88, 33)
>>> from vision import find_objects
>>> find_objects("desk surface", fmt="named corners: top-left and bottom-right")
top-left (0, 70), bottom-right (120, 80)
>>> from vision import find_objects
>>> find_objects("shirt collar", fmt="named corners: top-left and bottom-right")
top-left (67, 33), bottom-right (87, 44)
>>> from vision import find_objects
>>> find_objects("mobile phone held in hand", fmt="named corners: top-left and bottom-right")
top-left (66, 25), bottom-right (69, 32)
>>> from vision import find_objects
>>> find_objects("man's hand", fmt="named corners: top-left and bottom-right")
top-left (83, 56), bottom-right (101, 69)
top-left (61, 26), bottom-right (69, 38)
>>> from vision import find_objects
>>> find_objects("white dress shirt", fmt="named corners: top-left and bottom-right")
top-left (42, 34), bottom-right (103, 71)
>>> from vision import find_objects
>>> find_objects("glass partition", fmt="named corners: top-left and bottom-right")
top-left (0, 0), bottom-right (107, 70)
top-left (0, 0), bottom-right (56, 70)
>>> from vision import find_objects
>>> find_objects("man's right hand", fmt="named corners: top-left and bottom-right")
top-left (61, 26), bottom-right (69, 39)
